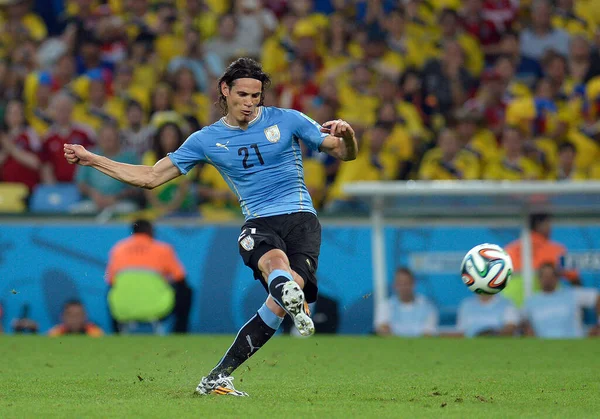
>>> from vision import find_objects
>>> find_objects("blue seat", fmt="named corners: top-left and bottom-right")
top-left (29, 184), bottom-right (82, 213)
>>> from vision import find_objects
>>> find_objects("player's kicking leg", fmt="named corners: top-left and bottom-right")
top-left (195, 250), bottom-right (312, 396)
top-left (264, 257), bottom-right (314, 337)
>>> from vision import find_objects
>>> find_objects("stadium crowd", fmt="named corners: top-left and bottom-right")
top-left (2, 0), bottom-right (600, 219)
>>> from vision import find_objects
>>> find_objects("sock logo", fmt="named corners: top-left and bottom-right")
top-left (246, 335), bottom-right (259, 354)
top-left (274, 282), bottom-right (286, 289)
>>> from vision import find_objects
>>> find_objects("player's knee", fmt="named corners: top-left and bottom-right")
top-left (291, 270), bottom-right (305, 289)
top-left (258, 249), bottom-right (290, 275)
top-left (265, 296), bottom-right (285, 317)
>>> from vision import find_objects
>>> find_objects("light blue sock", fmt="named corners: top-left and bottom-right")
top-left (267, 269), bottom-right (293, 286)
top-left (257, 303), bottom-right (284, 330)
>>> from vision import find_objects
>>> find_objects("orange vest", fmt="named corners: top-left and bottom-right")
top-left (106, 234), bottom-right (186, 285)
top-left (505, 231), bottom-right (579, 281)
top-left (48, 323), bottom-right (104, 337)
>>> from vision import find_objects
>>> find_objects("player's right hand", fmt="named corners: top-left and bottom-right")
top-left (64, 144), bottom-right (94, 166)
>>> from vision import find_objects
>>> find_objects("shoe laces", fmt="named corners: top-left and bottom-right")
top-left (217, 375), bottom-right (235, 389)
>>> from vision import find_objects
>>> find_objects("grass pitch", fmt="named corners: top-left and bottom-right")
top-left (0, 336), bottom-right (598, 418)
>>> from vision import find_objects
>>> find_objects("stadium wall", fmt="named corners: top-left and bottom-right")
top-left (1, 222), bottom-right (600, 334)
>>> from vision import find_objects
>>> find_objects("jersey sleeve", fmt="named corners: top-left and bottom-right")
top-left (503, 302), bottom-right (520, 326)
top-left (574, 288), bottom-right (599, 308)
top-left (423, 302), bottom-right (439, 335)
top-left (288, 109), bottom-right (328, 151)
top-left (167, 130), bottom-right (207, 175)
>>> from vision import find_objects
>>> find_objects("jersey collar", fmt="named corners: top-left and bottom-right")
top-left (220, 106), bottom-right (263, 129)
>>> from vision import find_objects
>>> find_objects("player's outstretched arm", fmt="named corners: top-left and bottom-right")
top-left (319, 119), bottom-right (358, 161)
top-left (64, 144), bottom-right (181, 189)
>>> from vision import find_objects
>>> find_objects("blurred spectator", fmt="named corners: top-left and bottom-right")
top-left (205, 14), bottom-right (245, 64)
top-left (549, 142), bottom-right (586, 180)
top-left (40, 93), bottom-right (95, 184)
top-left (325, 123), bottom-right (393, 213)
top-left (275, 60), bottom-right (319, 112)
top-left (153, 2), bottom-right (184, 67)
top-left (522, 263), bottom-right (600, 338)
top-left (418, 128), bottom-right (479, 180)
top-left (482, 0), bottom-right (517, 33)
top-left (150, 82), bottom-right (174, 117)
top-left (72, 73), bottom-right (123, 131)
top-left (171, 66), bottom-right (209, 127)
top-left (384, 8), bottom-right (425, 69)
top-left (464, 68), bottom-right (508, 138)
top-left (120, 99), bottom-right (154, 157)
top-left (106, 219), bottom-right (192, 333)
top-left (167, 28), bottom-right (223, 94)
top-left (454, 108), bottom-right (498, 178)
top-left (71, 122), bottom-right (140, 218)
top-left (553, 0), bottom-right (595, 39)
top-left (520, 0), bottom-right (570, 61)
top-left (499, 30), bottom-right (543, 87)
top-left (375, 267), bottom-right (438, 337)
top-left (434, 8), bottom-right (484, 77)
top-left (48, 300), bottom-right (104, 337)
top-left (0, 99), bottom-right (42, 192)
top-left (12, 302), bottom-right (38, 334)
top-left (454, 294), bottom-right (519, 337)
top-left (337, 63), bottom-right (379, 126)
top-left (233, 0), bottom-right (278, 59)
top-left (141, 122), bottom-right (196, 217)
top-left (568, 35), bottom-right (600, 86)
top-left (505, 212), bottom-right (581, 287)
top-left (484, 126), bottom-right (543, 180)
top-left (421, 39), bottom-right (476, 119)
top-left (0, 0), bottom-right (48, 44)
top-left (460, 0), bottom-right (502, 61)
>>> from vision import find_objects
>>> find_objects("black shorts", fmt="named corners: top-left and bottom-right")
top-left (238, 212), bottom-right (322, 303)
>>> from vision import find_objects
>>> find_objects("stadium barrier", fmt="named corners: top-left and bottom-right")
top-left (1, 217), bottom-right (600, 334)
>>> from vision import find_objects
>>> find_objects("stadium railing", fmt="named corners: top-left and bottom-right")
top-left (344, 180), bottom-right (600, 327)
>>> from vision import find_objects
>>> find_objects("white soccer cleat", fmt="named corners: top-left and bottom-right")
top-left (281, 281), bottom-right (315, 337)
top-left (195, 375), bottom-right (249, 397)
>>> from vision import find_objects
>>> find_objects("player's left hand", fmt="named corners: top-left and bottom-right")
top-left (321, 119), bottom-right (355, 141)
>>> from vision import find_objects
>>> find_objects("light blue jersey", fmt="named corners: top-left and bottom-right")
top-left (168, 106), bottom-right (327, 220)
top-left (456, 295), bottom-right (519, 337)
top-left (375, 295), bottom-right (438, 337)
top-left (523, 288), bottom-right (598, 339)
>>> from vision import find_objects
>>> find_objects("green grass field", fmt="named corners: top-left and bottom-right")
top-left (0, 336), bottom-right (598, 418)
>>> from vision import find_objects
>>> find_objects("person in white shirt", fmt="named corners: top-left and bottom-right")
top-left (375, 267), bottom-right (438, 337)
top-left (456, 294), bottom-right (520, 337)
top-left (522, 263), bottom-right (600, 338)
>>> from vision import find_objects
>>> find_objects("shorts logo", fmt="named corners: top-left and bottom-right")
top-left (264, 125), bottom-right (280, 143)
top-left (240, 235), bottom-right (255, 251)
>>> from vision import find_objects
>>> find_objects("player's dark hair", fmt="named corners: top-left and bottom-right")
top-left (558, 141), bottom-right (576, 154)
top-left (63, 300), bottom-right (83, 310)
top-left (395, 267), bottom-right (414, 281)
top-left (529, 213), bottom-right (550, 231)
top-left (132, 219), bottom-right (153, 237)
top-left (538, 262), bottom-right (557, 276)
top-left (216, 57), bottom-right (271, 115)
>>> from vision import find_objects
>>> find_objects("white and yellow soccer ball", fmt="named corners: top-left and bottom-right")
top-left (460, 243), bottom-right (513, 295)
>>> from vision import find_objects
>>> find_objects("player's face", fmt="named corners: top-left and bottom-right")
top-left (63, 305), bottom-right (86, 332)
top-left (223, 78), bottom-right (263, 125)
top-left (394, 272), bottom-right (414, 302)
top-left (539, 266), bottom-right (558, 292)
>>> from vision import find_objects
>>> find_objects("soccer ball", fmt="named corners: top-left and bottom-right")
top-left (460, 243), bottom-right (513, 295)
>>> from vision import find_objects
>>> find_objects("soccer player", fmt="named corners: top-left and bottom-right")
top-left (63, 58), bottom-right (358, 396)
